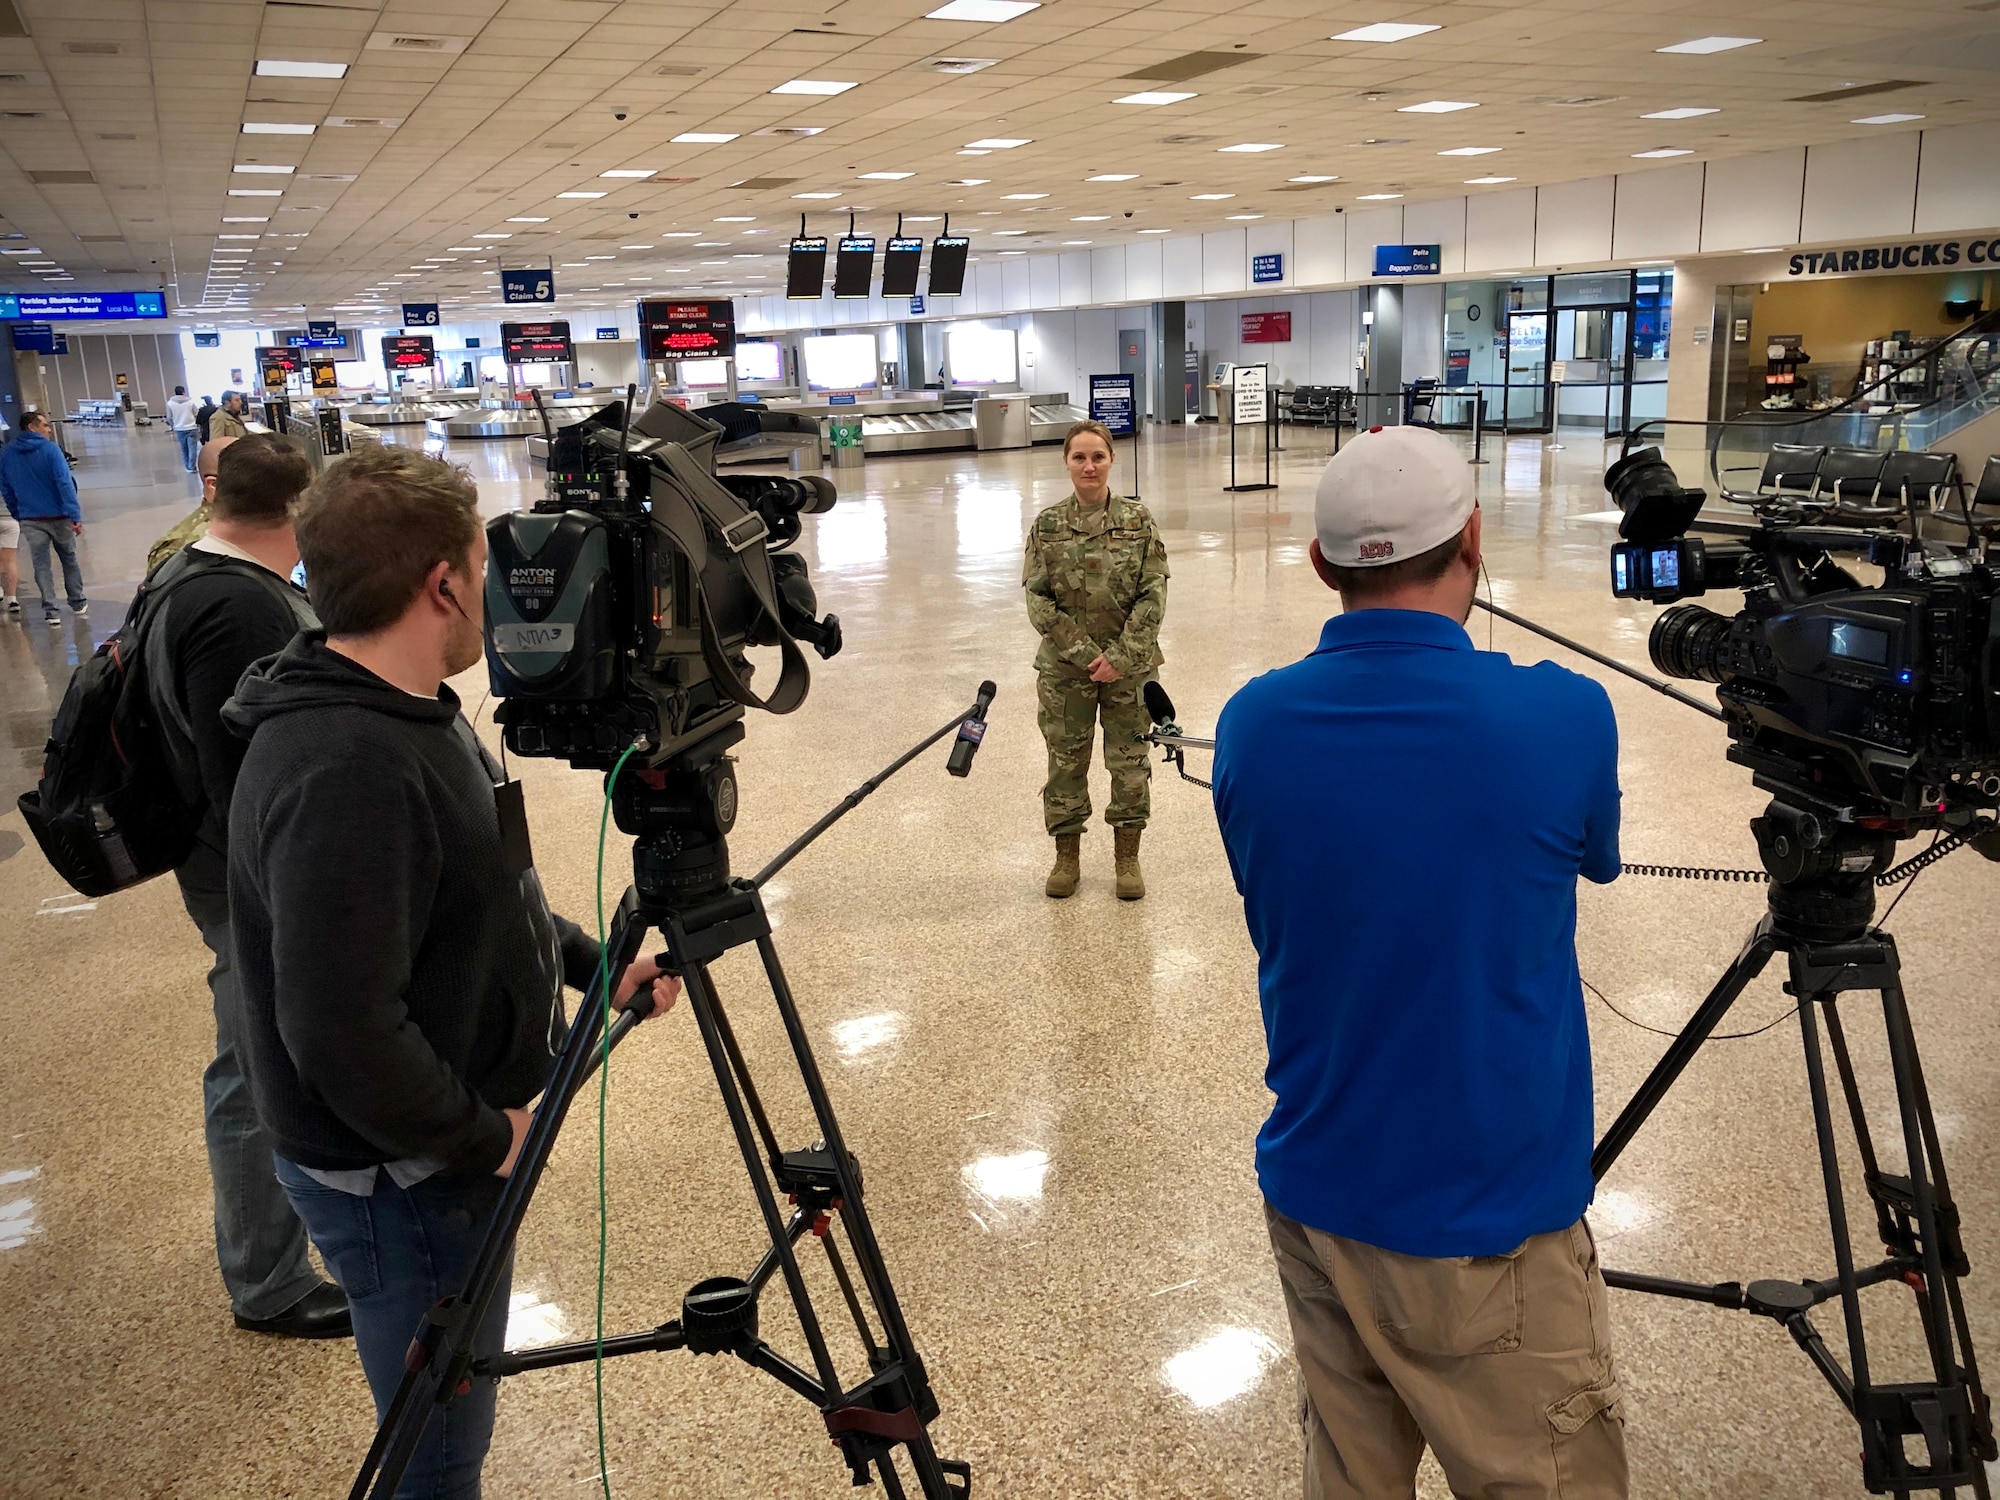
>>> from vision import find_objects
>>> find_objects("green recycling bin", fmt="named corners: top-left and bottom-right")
top-left (828, 415), bottom-right (865, 467)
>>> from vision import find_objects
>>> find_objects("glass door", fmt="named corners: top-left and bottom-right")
top-left (1507, 313), bottom-right (1549, 428)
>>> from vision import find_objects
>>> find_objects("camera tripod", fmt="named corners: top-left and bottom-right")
top-left (1594, 801), bottom-right (1996, 1498)
top-left (350, 703), bottom-right (987, 1500)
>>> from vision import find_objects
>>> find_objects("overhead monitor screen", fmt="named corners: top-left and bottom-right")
top-left (946, 325), bottom-right (1018, 387)
top-left (927, 235), bottom-right (970, 297)
top-left (881, 237), bottom-right (924, 299)
top-left (834, 235), bottom-right (876, 299)
top-left (680, 357), bottom-right (730, 388)
top-left (255, 344), bottom-right (303, 373)
top-left (787, 236), bottom-right (829, 300)
top-left (501, 320), bottom-right (573, 364)
top-left (638, 299), bottom-right (736, 358)
top-left (801, 333), bottom-right (879, 392)
top-left (736, 341), bottom-right (783, 382)
top-left (381, 334), bottom-right (436, 370)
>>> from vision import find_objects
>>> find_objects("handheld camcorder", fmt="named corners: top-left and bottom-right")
top-left (1604, 445), bottom-right (2000, 827)
top-left (483, 397), bottom-right (842, 773)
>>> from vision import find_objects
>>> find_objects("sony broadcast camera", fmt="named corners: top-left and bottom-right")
top-left (1604, 444), bottom-right (2000, 833)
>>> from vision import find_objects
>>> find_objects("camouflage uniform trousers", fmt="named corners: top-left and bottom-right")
top-left (1037, 669), bottom-right (1155, 837)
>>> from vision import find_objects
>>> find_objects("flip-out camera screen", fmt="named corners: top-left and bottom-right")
top-left (787, 237), bottom-right (829, 299)
top-left (881, 237), bottom-right (925, 298)
top-left (834, 236), bottom-right (876, 299)
top-left (928, 235), bottom-right (970, 297)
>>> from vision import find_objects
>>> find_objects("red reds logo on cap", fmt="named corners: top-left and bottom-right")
top-left (1358, 540), bottom-right (1395, 560)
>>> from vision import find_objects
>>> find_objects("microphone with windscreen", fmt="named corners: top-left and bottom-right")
top-left (946, 680), bottom-right (997, 778)
top-left (1143, 680), bottom-right (1178, 731)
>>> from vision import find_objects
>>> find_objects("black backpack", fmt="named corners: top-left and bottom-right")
top-left (18, 555), bottom-right (260, 896)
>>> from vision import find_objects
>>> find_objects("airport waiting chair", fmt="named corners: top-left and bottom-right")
top-left (1971, 454), bottom-right (2000, 517)
top-left (1877, 451), bottom-right (1959, 518)
top-left (1720, 442), bottom-right (1825, 506)
top-left (1291, 386), bottom-right (1330, 426)
top-left (1814, 446), bottom-right (1890, 513)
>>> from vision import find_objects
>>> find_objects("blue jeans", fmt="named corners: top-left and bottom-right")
top-left (274, 1155), bottom-right (514, 1500)
top-left (176, 427), bottom-right (200, 470)
top-left (182, 890), bottom-right (321, 1319)
top-left (20, 517), bottom-right (85, 618)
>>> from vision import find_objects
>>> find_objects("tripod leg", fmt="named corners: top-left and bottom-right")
top-left (1593, 919), bottom-right (1778, 1180)
top-left (1796, 982), bottom-right (1877, 1403)
top-left (353, 892), bottom-right (652, 1500)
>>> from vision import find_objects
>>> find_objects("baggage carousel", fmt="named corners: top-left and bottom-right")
top-left (427, 395), bottom-right (605, 440)
top-left (345, 393), bottom-right (484, 427)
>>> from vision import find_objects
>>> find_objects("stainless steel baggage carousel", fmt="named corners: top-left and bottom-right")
top-left (345, 393), bottom-right (485, 427)
top-left (427, 396), bottom-right (605, 439)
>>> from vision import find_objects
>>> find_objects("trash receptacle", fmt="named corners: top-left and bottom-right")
top-left (974, 395), bottom-right (1031, 451)
top-left (827, 414), bottom-right (865, 468)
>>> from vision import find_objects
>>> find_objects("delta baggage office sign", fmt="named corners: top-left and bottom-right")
top-left (1788, 238), bottom-right (2000, 276)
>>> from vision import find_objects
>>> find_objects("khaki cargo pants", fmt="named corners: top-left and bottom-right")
top-left (1265, 1203), bottom-right (1627, 1500)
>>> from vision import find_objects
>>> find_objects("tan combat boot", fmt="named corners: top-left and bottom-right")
top-left (1046, 834), bottom-right (1082, 898)
top-left (1113, 827), bottom-right (1146, 901)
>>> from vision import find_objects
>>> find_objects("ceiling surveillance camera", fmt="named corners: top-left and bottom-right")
top-left (1124, 211), bottom-right (1134, 218)
top-left (628, 211), bottom-right (641, 220)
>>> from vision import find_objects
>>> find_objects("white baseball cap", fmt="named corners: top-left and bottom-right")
top-left (1313, 424), bottom-right (1477, 568)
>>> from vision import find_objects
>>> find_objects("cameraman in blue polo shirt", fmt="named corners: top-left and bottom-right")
top-left (1213, 426), bottom-right (1626, 1500)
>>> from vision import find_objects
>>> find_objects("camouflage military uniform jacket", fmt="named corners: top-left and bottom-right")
top-left (1022, 494), bottom-right (1170, 680)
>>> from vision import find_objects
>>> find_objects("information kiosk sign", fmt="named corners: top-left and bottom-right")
top-left (0, 291), bottom-right (165, 320)
top-left (501, 320), bottom-right (573, 364)
top-left (1373, 244), bottom-right (1441, 277)
top-left (255, 344), bottom-right (303, 374)
top-left (638, 300), bottom-right (736, 359)
top-left (382, 334), bottom-right (436, 370)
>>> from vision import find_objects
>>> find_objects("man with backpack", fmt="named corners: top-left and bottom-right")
top-left (145, 433), bottom-right (349, 1338)
top-left (195, 394), bottom-right (218, 443)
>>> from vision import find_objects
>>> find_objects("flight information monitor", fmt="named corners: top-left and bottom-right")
top-left (255, 344), bottom-right (303, 373)
top-left (833, 235), bottom-right (876, 299)
top-left (787, 236), bottom-right (828, 299)
top-left (927, 235), bottom-right (970, 297)
top-left (501, 320), bottom-right (573, 364)
top-left (382, 334), bottom-right (436, 370)
top-left (735, 341), bottom-right (783, 382)
top-left (638, 299), bottom-right (736, 358)
top-left (880, 237), bottom-right (924, 298)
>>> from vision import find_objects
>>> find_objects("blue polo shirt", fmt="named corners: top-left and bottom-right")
top-left (1212, 608), bottom-right (1620, 1258)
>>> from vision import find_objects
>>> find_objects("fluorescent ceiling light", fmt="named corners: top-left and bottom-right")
top-left (585, 255), bottom-right (617, 260)
top-left (1334, 22), bottom-right (1442, 42)
top-left (243, 122), bottom-right (315, 135)
top-left (557, 190), bottom-right (607, 199)
top-left (229, 189), bottom-right (283, 197)
top-left (1072, 214), bottom-right (1109, 221)
top-left (1399, 99), bottom-right (1478, 113)
top-left (447, 246), bottom-right (480, 251)
top-left (473, 232), bottom-right (512, 238)
top-left (948, 177), bottom-right (990, 185)
top-left (1114, 91), bottom-right (1195, 105)
top-left (507, 216), bottom-right (549, 223)
top-left (221, 216), bottom-right (270, 223)
top-left (965, 137), bottom-right (1030, 148)
top-left (1289, 174), bottom-right (1339, 183)
top-left (218, 234), bottom-right (260, 239)
top-left (233, 163), bottom-right (294, 174)
top-left (773, 79), bottom-right (857, 96)
top-left (1657, 36), bottom-right (1760, 54)
top-left (1001, 192), bottom-right (1048, 199)
top-left (927, 0), bottom-right (1039, 18)
top-left (1855, 112), bottom-right (1924, 125)
top-left (673, 132), bottom-right (739, 143)
top-left (1136, 227), bottom-right (1172, 233)
top-left (1220, 142), bottom-right (1283, 153)
top-left (256, 59), bottom-right (348, 78)
top-left (859, 171), bottom-right (914, 180)
top-left (906, 214), bottom-right (944, 222)
top-left (958, 148), bottom-right (991, 156)
top-left (1642, 107), bottom-right (1719, 120)
top-left (1437, 146), bottom-right (1499, 156)
top-left (1190, 192), bottom-right (1234, 200)
top-left (715, 215), bottom-right (755, 222)
top-left (992, 229), bottom-right (1026, 236)
top-left (600, 169), bottom-right (656, 179)
top-left (620, 244), bottom-right (652, 249)
top-left (793, 191), bottom-right (840, 198)
top-left (1087, 173), bottom-right (1138, 182)
top-left (1225, 214), bottom-right (1264, 220)
top-left (660, 231), bottom-right (699, 237)
top-left (1356, 192), bottom-right (1403, 200)
top-left (1465, 175), bottom-right (1516, 184)
top-left (1632, 147), bottom-right (1693, 158)
top-left (1062, 239), bottom-right (1093, 244)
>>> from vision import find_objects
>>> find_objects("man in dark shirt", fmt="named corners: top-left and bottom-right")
top-left (1213, 427), bottom-right (1626, 1499)
top-left (224, 444), bottom-right (678, 1497)
top-left (145, 433), bottom-right (345, 1337)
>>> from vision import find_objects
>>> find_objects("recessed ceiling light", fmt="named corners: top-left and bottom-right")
top-left (1465, 176), bottom-right (1516, 184)
top-left (1136, 227), bottom-right (1171, 234)
top-left (1356, 192), bottom-right (1403, 200)
top-left (1642, 107), bottom-right (1720, 120)
top-left (1072, 214), bottom-right (1110, 221)
top-left (1087, 173), bottom-right (1138, 182)
top-left (1221, 142), bottom-right (1283, 153)
top-left (1225, 214), bottom-right (1264, 220)
top-left (1632, 147), bottom-right (1693, 158)
top-left (1855, 112), bottom-right (1924, 125)
top-left (906, 214), bottom-right (944, 222)
top-left (620, 244), bottom-right (652, 249)
top-left (474, 232), bottom-right (512, 238)
top-left (1399, 99), bottom-right (1478, 113)
top-left (773, 79), bottom-right (857, 96)
top-left (1658, 36), bottom-right (1762, 55)
top-left (1115, 91), bottom-right (1196, 106)
top-left (1190, 192), bottom-right (1234, 200)
top-left (228, 189), bottom-right (283, 197)
top-left (1001, 192), bottom-right (1048, 199)
top-left (957, 148), bottom-right (991, 156)
top-left (218, 234), bottom-right (260, 239)
top-left (1288, 174), bottom-right (1340, 183)
top-left (660, 231), bottom-right (700, 237)
top-left (965, 137), bottom-right (1030, 148)
top-left (557, 190), bottom-right (607, 199)
top-left (256, 59), bottom-right (348, 78)
top-left (695, 241), bottom-right (730, 246)
top-left (991, 229), bottom-right (1027, 236)
top-left (673, 132), bottom-right (739, 144)
top-left (585, 254), bottom-right (616, 260)
top-left (233, 163), bottom-right (294, 174)
top-left (507, 216), bottom-right (550, 223)
top-left (715, 215), bottom-right (755, 222)
top-left (1334, 22), bottom-right (1442, 42)
top-left (600, 169), bottom-right (656, 178)
top-left (1437, 146), bottom-right (1500, 156)
top-left (859, 171), bottom-right (915, 180)
top-left (793, 191), bottom-right (841, 199)
top-left (927, 0), bottom-right (1039, 16)
top-left (947, 178), bottom-right (991, 186)
top-left (447, 246), bottom-right (480, 251)
top-left (242, 122), bottom-right (315, 135)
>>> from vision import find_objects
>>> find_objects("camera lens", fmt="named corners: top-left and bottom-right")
top-left (1650, 605), bottom-right (1732, 683)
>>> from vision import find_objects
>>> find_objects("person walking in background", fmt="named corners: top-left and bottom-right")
top-left (210, 392), bottom-right (251, 441)
top-left (195, 393), bottom-right (218, 443)
top-left (1, 411), bottom-right (87, 625)
top-left (166, 385), bottom-right (201, 471)
top-left (1022, 419), bottom-right (1169, 901)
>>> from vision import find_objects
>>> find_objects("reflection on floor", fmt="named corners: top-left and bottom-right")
top-left (3, 417), bottom-right (1998, 1498)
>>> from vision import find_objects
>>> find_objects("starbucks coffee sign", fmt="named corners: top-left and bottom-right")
top-left (1788, 238), bottom-right (2000, 276)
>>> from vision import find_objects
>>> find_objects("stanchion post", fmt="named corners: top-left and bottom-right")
top-left (1469, 389), bottom-right (1488, 465)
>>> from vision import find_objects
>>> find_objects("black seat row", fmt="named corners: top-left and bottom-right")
top-left (1287, 386), bottom-right (1352, 426)
top-left (1722, 443), bottom-right (1960, 518)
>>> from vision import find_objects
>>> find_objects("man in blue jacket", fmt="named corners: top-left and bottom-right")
top-left (0, 411), bottom-right (88, 624)
top-left (1213, 426), bottom-right (1626, 1499)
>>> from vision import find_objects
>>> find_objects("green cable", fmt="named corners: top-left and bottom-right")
top-left (592, 742), bottom-right (639, 1500)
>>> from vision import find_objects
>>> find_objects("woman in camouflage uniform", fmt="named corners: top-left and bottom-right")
top-left (1022, 419), bottom-right (1169, 901)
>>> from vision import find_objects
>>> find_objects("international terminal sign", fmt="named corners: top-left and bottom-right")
top-left (0, 290), bottom-right (166, 320)
top-left (1788, 238), bottom-right (2000, 276)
